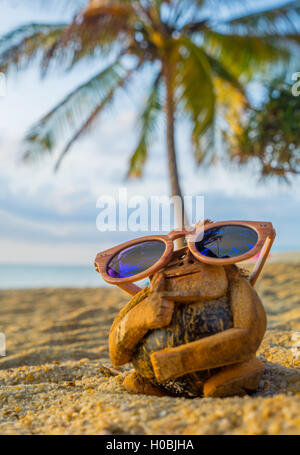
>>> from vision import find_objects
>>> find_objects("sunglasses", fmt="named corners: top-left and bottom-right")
top-left (94, 220), bottom-right (276, 296)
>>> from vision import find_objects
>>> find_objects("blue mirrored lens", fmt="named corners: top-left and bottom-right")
top-left (107, 240), bottom-right (166, 278)
top-left (195, 225), bottom-right (258, 259)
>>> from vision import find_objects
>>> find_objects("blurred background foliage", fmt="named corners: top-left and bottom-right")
top-left (227, 77), bottom-right (300, 180)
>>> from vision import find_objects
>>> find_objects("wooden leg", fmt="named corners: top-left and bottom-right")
top-left (123, 371), bottom-right (168, 397)
top-left (203, 357), bottom-right (265, 398)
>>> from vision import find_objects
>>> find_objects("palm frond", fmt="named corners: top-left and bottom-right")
top-left (23, 60), bottom-right (129, 164)
top-left (214, 76), bottom-right (247, 156)
top-left (0, 23), bottom-right (67, 73)
top-left (127, 72), bottom-right (162, 177)
top-left (221, 0), bottom-right (300, 36)
top-left (202, 29), bottom-right (291, 79)
top-left (192, 121), bottom-right (217, 166)
top-left (272, 32), bottom-right (300, 47)
top-left (84, 1), bottom-right (135, 19)
top-left (203, 52), bottom-right (246, 96)
top-left (177, 38), bottom-right (216, 160)
top-left (170, 0), bottom-right (205, 28)
top-left (54, 68), bottom-right (134, 171)
top-left (43, 2), bottom-right (138, 71)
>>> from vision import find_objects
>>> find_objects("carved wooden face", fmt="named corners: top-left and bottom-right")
top-left (149, 247), bottom-right (241, 302)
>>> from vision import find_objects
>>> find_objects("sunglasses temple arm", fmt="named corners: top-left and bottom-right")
top-left (250, 232), bottom-right (275, 287)
top-left (117, 282), bottom-right (142, 296)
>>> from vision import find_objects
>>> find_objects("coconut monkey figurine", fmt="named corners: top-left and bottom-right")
top-left (95, 220), bottom-right (276, 398)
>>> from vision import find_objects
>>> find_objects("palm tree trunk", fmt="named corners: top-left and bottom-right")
top-left (163, 59), bottom-right (188, 234)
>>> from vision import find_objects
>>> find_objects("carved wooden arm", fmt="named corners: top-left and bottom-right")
top-left (109, 288), bottom-right (174, 367)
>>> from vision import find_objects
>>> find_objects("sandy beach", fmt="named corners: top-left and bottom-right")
top-left (0, 261), bottom-right (299, 435)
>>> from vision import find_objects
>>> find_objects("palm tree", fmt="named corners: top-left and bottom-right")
top-left (1, 0), bottom-right (300, 228)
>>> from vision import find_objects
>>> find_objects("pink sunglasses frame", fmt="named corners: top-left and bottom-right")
top-left (94, 220), bottom-right (276, 296)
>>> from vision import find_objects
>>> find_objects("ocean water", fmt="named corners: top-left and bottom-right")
top-left (0, 264), bottom-right (106, 289)
top-left (0, 250), bottom-right (296, 289)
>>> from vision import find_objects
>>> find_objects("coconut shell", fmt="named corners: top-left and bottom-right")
top-left (131, 295), bottom-right (233, 397)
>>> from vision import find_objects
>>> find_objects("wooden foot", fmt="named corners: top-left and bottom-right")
top-left (123, 372), bottom-right (167, 397)
top-left (203, 357), bottom-right (265, 398)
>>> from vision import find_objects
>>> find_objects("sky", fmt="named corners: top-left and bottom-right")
top-left (0, 0), bottom-right (300, 267)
